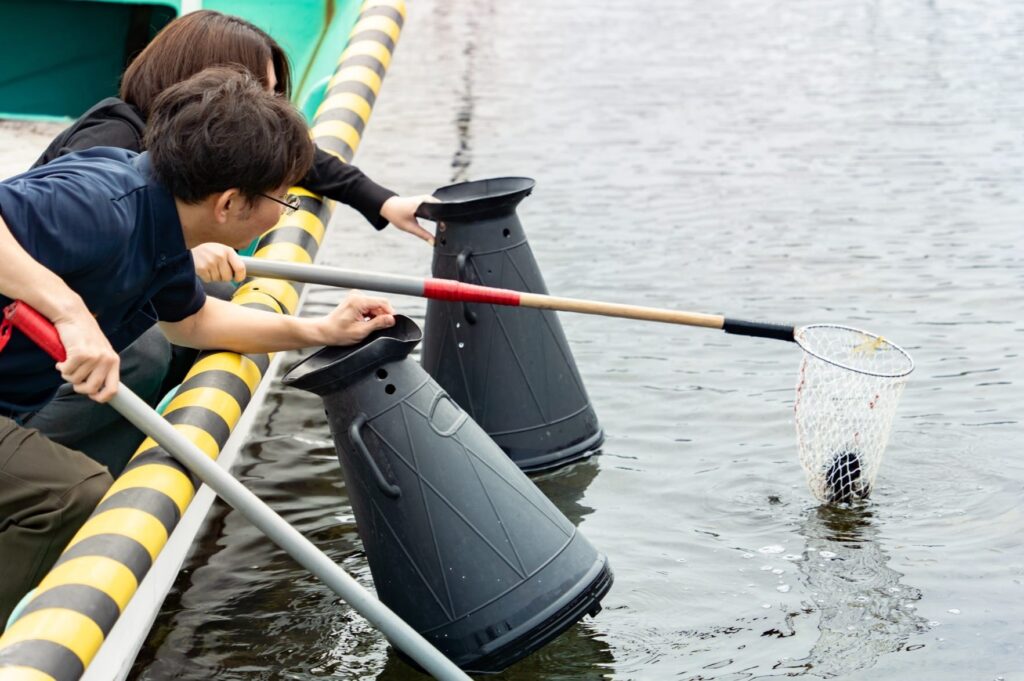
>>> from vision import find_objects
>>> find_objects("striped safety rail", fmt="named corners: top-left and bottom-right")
top-left (0, 2), bottom-right (406, 680)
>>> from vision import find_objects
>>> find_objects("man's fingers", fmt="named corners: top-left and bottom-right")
top-left (227, 251), bottom-right (247, 282)
top-left (363, 313), bottom-right (396, 333)
top-left (359, 299), bottom-right (396, 317)
top-left (347, 292), bottom-right (394, 316)
top-left (57, 350), bottom-right (119, 400)
top-left (92, 364), bottom-right (120, 403)
top-left (77, 368), bottom-right (108, 397)
top-left (59, 357), bottom-right (94, 386)
top-left (219, 258), bottom-right (235, 283)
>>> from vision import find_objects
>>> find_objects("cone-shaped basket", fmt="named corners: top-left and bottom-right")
top-left (418, 178), bottom-right (603, 472)
top-left (282, 316), bottom-right (613, 673)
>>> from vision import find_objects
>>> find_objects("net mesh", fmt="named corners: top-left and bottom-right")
top-left (793, 325), bottom-right (913, 504)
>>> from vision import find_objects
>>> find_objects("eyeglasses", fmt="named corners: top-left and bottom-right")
top-left (260, 192), bottom-right (302, 214)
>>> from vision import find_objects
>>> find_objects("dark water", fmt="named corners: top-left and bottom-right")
top-left (132, 0), bottom-right (1024, 679)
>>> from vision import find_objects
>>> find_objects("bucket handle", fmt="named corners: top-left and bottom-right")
top-left (349, 414), bottom-right (401, 498)
top-left (456, 250), bottom-right (478, 325)
top-left (427, 392), bottom-right (469, 437)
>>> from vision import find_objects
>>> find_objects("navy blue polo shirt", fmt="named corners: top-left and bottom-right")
top-left (0, 147), bottom-right (206, 413)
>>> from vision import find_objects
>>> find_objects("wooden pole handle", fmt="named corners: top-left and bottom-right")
top-left (520, 292), bottom-right (725, 328)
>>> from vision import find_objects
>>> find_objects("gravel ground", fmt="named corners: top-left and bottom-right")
top-left (0, 119), bottom-right (66, 179)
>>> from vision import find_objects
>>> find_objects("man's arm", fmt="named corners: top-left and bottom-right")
top-left (0, 214), bottom-right (119, 401)
top-left (159, 292), bottom-right (395, 354)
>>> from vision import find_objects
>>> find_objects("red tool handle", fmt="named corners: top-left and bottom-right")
top-left (2, 301), bottom-right (67, 361)
top-left (422, 279), bottom-right (522, 306)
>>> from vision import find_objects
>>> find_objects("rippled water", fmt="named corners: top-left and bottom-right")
top-left (132, 0), bottom-right (1024, 679)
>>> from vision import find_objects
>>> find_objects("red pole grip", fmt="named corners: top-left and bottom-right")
top-left (3, 301), bottom-right (67, 362)
top-left (422, 279), bottom-right (522, 306)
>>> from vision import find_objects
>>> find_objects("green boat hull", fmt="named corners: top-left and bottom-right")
top-left (0, 0), bottom-right (363, 121)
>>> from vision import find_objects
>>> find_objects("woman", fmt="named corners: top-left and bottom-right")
top-left (22, 11), bottom-right (431, 474)
top-left (34, 10), bottom-right (435, 251)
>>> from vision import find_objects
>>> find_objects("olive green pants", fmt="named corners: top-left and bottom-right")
top-left (0, 416), bottom-right (112, 625)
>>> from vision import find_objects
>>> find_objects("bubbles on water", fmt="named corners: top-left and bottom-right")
top-left (819, 550), bottom-right (837, 559)
top-left (783, 554), bottom-right (803, 562)
top-left (777, 584), bottom-right (791, 593)
top-left (948, 608), bottom-right (961, 615)
top-left (758, 545), bottom-right (785, 554)
top-left (458, 342), bottom-right (465, 348)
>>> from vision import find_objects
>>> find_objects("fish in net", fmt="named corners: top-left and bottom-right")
top-left (793, 325), bottom-right (914, 504)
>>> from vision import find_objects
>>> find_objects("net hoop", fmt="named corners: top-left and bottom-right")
top-left (794, 324), bottom-right (914, 379)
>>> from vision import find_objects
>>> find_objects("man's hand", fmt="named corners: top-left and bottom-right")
top-left (317, 291), bottom-right (396, 346)
top-left (51, 303), bottom-right (120, 403)
top-left (192, 243), bottom-right (246, 283)
top-left (380, 195), bottom-right (439, 245)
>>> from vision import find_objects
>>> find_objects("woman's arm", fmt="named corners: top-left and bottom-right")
top-left (159, 292), bottom-right (395, 353)
top-left (303, 147), bottom-right (435, 243)
top-left (303, 147), bottom-right (395, 228)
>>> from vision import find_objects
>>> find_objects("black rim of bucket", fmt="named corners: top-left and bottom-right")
top-left (416, 177), bottom-right (535, 222)
top-left (282, 315), bottom-right (422, 395)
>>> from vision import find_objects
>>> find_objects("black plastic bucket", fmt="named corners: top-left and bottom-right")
top-left (417, 178), bottom-right (604, 472)
top-left (282, 316), bottom-right (613, 673)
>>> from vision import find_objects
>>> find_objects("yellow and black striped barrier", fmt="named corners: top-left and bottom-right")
top-left (0, 2), bottom-right (405, 679)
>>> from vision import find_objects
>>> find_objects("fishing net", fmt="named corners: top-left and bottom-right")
top-left (793, 325), bottom-right (914, 504)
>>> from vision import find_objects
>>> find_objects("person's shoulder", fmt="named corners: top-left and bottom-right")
top-left (28, 147), bottom-right (141, 181)
top-left (3, 148), bottom-right (147, 207)
top-left (31, 97), bottom-right (146, 168)
top-left (80, 97), bottom-right (146, 130)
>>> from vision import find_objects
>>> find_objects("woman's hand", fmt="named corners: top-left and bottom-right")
top-left (192, 243), bottom-right (246, 283)
top-left (380, 195), bottom-right (439, 245)
top-left (51, 301), bottom-right (120, 403)
top-left (317, 291), bottom-right (396, 346)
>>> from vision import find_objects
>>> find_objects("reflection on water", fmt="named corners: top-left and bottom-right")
top-left (533, 459), bottom-right (602, 528)
top-left (443, 1), bottom-right (492, 183)
top-left (785, 505), bottom-right (929, 677)
top-left (377, 622), bottom-right (615, 681)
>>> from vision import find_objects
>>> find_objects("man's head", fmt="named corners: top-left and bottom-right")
top-left (144, 66), bottom-right (314, 247)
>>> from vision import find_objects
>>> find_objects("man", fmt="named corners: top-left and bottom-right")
top-left (0, 66), bottom-right (395, 622)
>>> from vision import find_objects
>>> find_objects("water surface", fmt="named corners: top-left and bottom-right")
top-left (133, 1), bottom-right (1024, 678)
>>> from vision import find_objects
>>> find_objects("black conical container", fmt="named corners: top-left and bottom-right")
top-left (418, 178), bottom-right (603, 472)
top-left (282, 316), bottom-right (613, 673)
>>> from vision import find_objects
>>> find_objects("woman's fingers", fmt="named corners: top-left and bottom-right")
top-left (381, 195), bottom-right (437, 245)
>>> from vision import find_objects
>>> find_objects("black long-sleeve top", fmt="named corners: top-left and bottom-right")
top-left (32, 97), bottom-right (396, 229)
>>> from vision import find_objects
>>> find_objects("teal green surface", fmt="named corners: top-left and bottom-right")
top-left (0, 1), bottom-right (361, 121)
top-left (0, 1), bottom-right (177, 119)
top-left (205, 0), bottom-right (363, 119)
